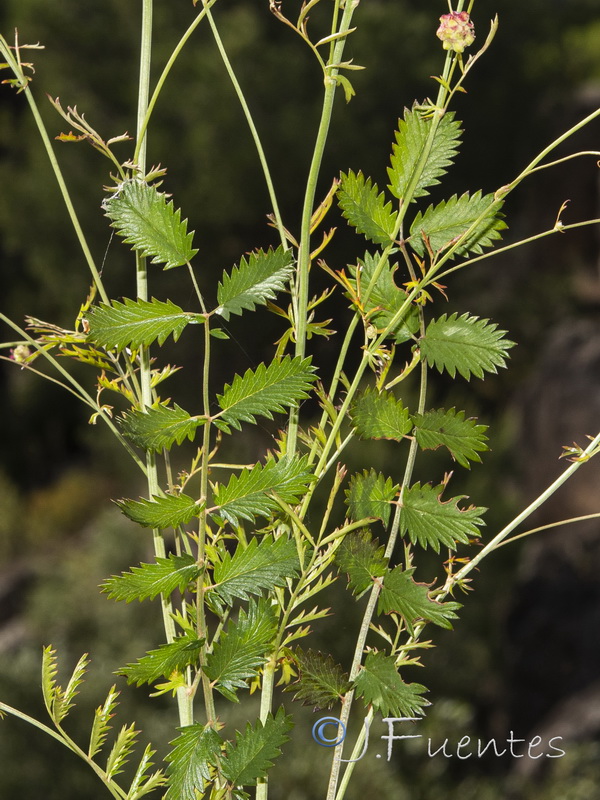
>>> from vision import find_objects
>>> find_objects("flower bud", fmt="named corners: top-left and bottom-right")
top-left (436, 11), bottom-right (475, 54)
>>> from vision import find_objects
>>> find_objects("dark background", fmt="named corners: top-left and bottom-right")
top-left (1, 1), bottom-right (600, 797)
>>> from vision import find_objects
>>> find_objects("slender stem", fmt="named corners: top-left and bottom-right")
top-left (287, 0), bottom-right (360, 456)
top-left (203, 3), bottom-right (287, 250)
top-left (0, 314), bottom-right (146, 471)
top-left (0, 36), bottom-right (108, 304)
top-left (494, 512), bottom-right (600, 549)
top-left (134, 0), bottom-right (191, 727)
top-left (198, 315), bottom-right (218, 727)
top-left (443, 429), bottom-right (600, 593)
top-left (327, 356), bottom-right (428, 800)
top-left (133, 0), bottom-right (219, 165)
top-left (0, 703), bottom-right (127, 800)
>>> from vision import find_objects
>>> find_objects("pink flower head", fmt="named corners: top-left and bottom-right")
top-left (436, 11), bottom-right (475, 54)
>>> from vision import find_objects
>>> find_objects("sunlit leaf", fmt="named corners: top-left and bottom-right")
top-left (216, 247), bottom-right (294, 320)
top-left (388, 107), bottom-right (461, 201)
top-left (409, 191), bottom-right (506, 258)
top-left (420, 312), bottom-right (515, 380)
top-left (338, 170), bottom-right (398, 245)
top-left (103, 180), bottom-right (197, 269)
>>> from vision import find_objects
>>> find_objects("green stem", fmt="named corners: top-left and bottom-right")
top-left (0, 703), bottom-right (127, 800)
top-left (134, 0), bottom-right (191, 728)
top-left (203, 3), bottom-right (287, 250)
top-left (444, 429), bottom-right (600, 593)
top-left (133, 0), bottom-right (219, 165)
top-left (0, 314), bottom-right (146, 472)
top-left (287, 0), bottom-right (360, 456)
top-left (198, 315), bottom-right (218, 728)
top-left (0, 36), bottom-right (108, 304)
top-left (327, 356), bottom-right (428, 800)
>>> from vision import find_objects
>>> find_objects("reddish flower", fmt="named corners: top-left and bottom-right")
top-left (436, 11), bottom-right (475, 54)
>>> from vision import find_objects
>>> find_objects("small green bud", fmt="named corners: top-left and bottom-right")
top-left (436, 11), bottom-right (475, 54)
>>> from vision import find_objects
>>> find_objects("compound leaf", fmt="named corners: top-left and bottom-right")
top-left (204, 601), bottom-right (276, 701)
top-left (165, 724), bottom-right (222, 800)
top-left (288, 649), bottom-right (351, 709)
top-left (102, 554), bottom-right (200, 603)
top-left (409, 191), bottom-right (506, 259)
top-left (351, 388), bottom-right (412, 441)
top-left (118, 632), bottom-right (203, 687)
top-left (346, 469), bottom-right (398, 527)
top-left (89, 685), bottom-right (120, 760)
top-left (222, 708), bottom-right (292, 787)
top-left (420, 312), bottom-right (515, 381)
top-left (338, 170), bottom-right (398, 244)
top-left (378, 567), bottom-right (462, 634)
top-left (120, 403), bottom-right (206, 452)
top-left (117, 493), bottom-right (200, 529)
top-left (210, 457), bottom-right (313, 526)
top-left (335, 530), bottom-right (387, 597)
top-left (400, 482), bottom-right (486, 552)
top-left (388, 108), bottom-right (462, 202)
top-left (216, 247), bottom-right (294, 320)
top-left (354, 652), bottom-right (428, 717)
top-left (86, 297), bottom-right (201, 352)
top-left (216, 356), bottom-right (317, 432)
top-left (412, 408), bottom-right (488, 468)
top-left (209, 536), bottom-right (299, 612)
top-left (106, 724), bottom-right (138, 780)
top-left (103, 180), bottom-right (197, 269)
top-left (127, 743), bottom-right (167, 800)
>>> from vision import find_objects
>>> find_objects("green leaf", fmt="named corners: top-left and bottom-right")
top-left (420, 312), bottom-right (516, 380)
top-left (165, 724), bottom-right (222, 800)
top-left (204, 601), bottom-right (276, 701)
top-left (378, 567), bottom-right (462, 634)
top-left (120, 402), bottom-right (205, 452)
top-left (349, 252), bottom-right (420, 343)
top-left (336, 530), bottom-right (387, 597)
top-left (346, 469), bottom-right (398, 527)
top-left (42, 647), bottom-right (89, 725)
top-left (351, 388), bottom-right (412, 441)
top-left (106, 724), bottom-right (138, 780)
top-left (86, 297), bottom-right (201, 352)
top-left (388, 107), bottom-right (462, 201)
top-left (103, 180), bottom-right (197, 269)
top-left (102, 554), bottom-right (200, 603)
top-left (209, 536), bottom-right (299, 612)
top-left (216, 246), bottom-right (294, 320)
top-left (89, 685), bottom-right (119, 760)
top-left (288, 649), bottom-right (351, 709)
top-left (118, 632), bottom-right (203, 686)
top-left (210, 456), bottom-right (313, 526)
top-left (409, 191), bottom-right (506, 258)
top-left (127, 744), bottom-right (167, 800)
top-left (412, 408), bottom-right (488, 468)
top-left (338, 170), bottom-right (398, 245)
top-left (116, 493), bottom-right (201, 529)
top-left (222, 708), bottom-right (292, 787)
top-left (354, 652), bottom-right (428, 717)
top-left (41, 645), bottom-right (58, 716)
top-left (400, 482), bottom-right (486, 552)
top-left (216, 356), bottom-right (317, 432)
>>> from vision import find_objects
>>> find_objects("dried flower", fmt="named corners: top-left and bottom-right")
top-left (9, 345), bottom-right (31, 364)
top-left (436, 11), bottom-right (475, 54)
